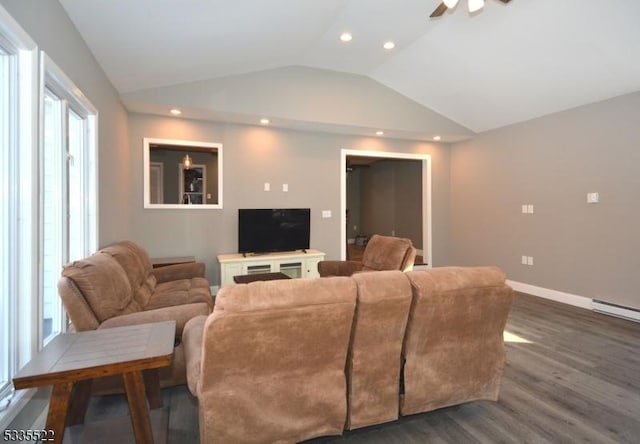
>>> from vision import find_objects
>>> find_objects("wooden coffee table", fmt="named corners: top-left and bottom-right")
top-left (233, 271), bottom-right (292, 284)
top-left (12, 321), bottom-right (176, 444)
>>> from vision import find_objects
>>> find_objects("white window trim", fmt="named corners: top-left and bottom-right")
top-left (0, 4), bottom-right (39, 430)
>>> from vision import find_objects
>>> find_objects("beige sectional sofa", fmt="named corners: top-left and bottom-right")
top-left (58, 240), bottom-right (213, 389)
top-left (183, 266), bottom-right (514, 443)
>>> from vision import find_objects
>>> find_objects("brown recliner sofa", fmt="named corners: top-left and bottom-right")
top-left (183, 266), bottom-right (514, 442)
top-left (318, 234), bottom-right (417, 277)
top-left (58, 240), bottom-right (213, 389)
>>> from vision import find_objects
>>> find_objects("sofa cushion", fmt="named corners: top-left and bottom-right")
top-left (101, 241), bottom-right (154, 292)
top-left (99, 302), bottom-right (210, 337)
top-left (147, 277), bottom-right (212, 310)
top-left (61, 253), bottom-right (133, 322)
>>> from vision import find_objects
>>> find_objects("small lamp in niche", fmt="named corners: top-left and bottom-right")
top-left (182, 154), bottom-right (193, 170)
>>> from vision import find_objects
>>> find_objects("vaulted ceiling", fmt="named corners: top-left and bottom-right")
top-left (60, 0), bottom-right (640, 139)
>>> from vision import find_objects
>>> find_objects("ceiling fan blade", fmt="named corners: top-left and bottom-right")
top-left (430, 2), bottom-right (448, 18)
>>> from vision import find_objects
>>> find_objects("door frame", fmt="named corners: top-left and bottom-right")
top-left (340, 149), bottom-right (432, 265)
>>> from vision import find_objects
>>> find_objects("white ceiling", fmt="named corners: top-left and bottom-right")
top-left (60, 0), bottom-right (640, 133)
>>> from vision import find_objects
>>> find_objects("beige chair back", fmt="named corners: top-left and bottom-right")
top-left (362, 234), bottom-right (417, 272)
top-left (347, 270), bottom-right (412, 429)
top-left (401, 266), bottom-right (514, 415)
top-left (197, 277), bottom-right (357, 444)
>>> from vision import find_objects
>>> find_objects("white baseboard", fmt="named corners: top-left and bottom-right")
top-left (506, 280), bottom-right (640, 323)
top-left (506, 280), bottom-right (592, 309)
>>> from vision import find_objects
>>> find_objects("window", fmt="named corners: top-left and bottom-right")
top-left (39, 55), bottom-right (97, 347)
top-left (0, 6), bottom-right (97, 425)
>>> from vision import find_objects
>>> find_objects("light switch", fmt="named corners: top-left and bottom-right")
top-left (527, 204), bottom-right (534, 214)
top-left (263, 182), bottom-right (270, 191)
top-left (587, 192), bottom-right (599, 203)
top-left (322, 210), bottom-right (332, 218)
top-left (282, 184), bottom-right (288, 192)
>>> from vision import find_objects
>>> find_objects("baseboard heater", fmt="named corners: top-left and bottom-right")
top-left (592, 300), bottom-right (640, 323)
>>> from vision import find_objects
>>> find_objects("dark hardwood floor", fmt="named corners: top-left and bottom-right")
top-left (81, 293), bottom-right (640, 443)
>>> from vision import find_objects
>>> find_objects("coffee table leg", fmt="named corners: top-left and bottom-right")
top-left (66, 379), bottom-right (93, 425)
top-left (143, 368), bottom-right (162, 409)
top-left (123, 370), bottom-right (154, 444)
top-left (46, 381), bottom-right (74, 444)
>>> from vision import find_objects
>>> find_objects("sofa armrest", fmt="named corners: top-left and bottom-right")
top-left (182, 315), bottom-right (208, 397)
top-left (318, 260), bottom-right (364, 277)
top-left (98, 302), bottom-right (210, 338)
top-left (152, 262), bottom-right (206, 283)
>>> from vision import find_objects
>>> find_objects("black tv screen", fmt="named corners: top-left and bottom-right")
top-left (238, 208), bottom-right (310, 254)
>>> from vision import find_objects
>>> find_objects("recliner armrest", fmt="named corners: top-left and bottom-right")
top-left (318, 260), bottom-right (364, 277)
top-left (152, 261), bottom-right (206, 283)
top-left (182, 315), bottom-right (207, 397)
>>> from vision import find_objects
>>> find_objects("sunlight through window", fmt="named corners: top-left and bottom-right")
top-left (503, 330), bottom-right (533, 344)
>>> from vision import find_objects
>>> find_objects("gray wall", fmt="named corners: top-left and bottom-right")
top-left (450, 91), bottom-right (640, 310)
top-left (0, 0), bottom-right (130, 245)
top-left (128, 113), bottom-right (451, 285)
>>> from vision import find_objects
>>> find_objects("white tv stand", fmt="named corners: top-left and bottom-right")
top-left (217, 249), bottom-right (325, 287)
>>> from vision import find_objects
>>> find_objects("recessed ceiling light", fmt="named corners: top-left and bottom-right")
top-left (376, 131), bottom-right (384, 136)
top-left (433, 135), bottom-right (442, 141)
top-left (340, 32), bottom-right (353, 42)
top-left (383, 41), bottom-right (396, 50)
top-left (170, 108), bottom-right (182, 115)
top-left (260, 118), bottom-right (270, 125)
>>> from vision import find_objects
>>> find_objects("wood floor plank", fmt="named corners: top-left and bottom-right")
top-left (78, 292), bottom-right (640, 443)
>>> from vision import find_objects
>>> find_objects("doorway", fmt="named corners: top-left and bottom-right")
top-left (340, 149), bottom-right (432, 265)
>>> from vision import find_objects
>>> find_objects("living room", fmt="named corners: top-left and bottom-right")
top-left (1, 0), bottom-right (639, 442)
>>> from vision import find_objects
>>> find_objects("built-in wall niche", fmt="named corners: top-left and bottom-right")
top-left (143, 138), bottom-right (223, 209)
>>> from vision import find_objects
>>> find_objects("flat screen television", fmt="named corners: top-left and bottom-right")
top-left (238, 208), bottom-right (311, 254)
